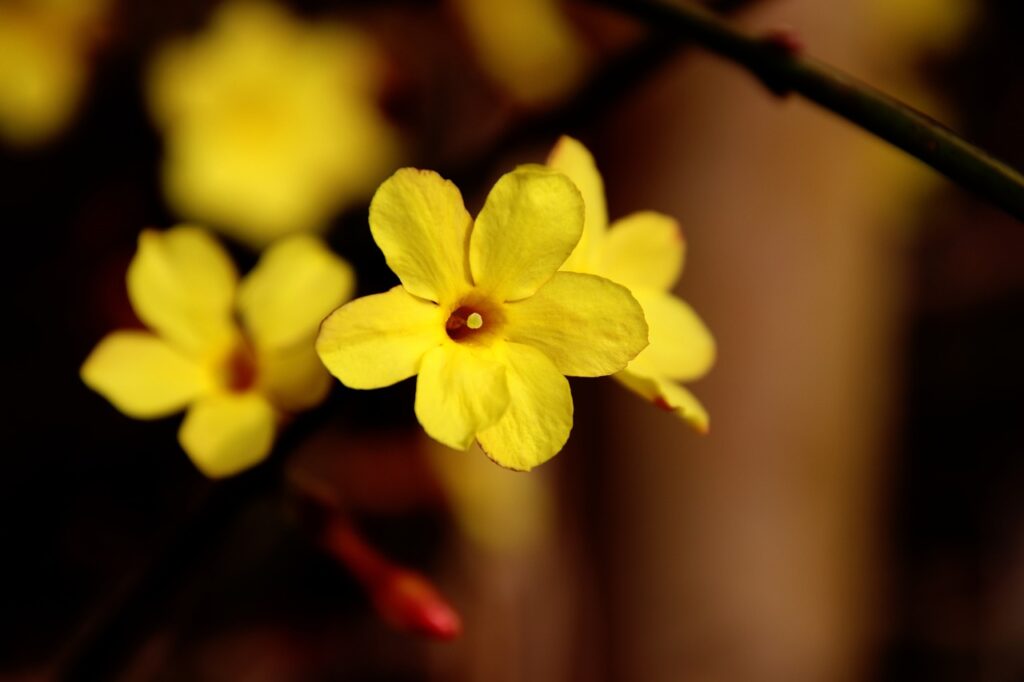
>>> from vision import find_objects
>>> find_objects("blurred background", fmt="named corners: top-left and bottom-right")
top-left (2, 0), bottom-right (1023, 680)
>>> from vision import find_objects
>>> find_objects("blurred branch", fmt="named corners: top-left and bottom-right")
top-left (592, 0), bottom-right (1024, 222)
top-left (447, 0), bottom-right (765, 187)
top-left (55, 463), bottom-right (283, 681)
top-left (53, 404), bottom-right (335, 680)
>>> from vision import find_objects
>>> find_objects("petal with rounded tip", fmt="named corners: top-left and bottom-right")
top-left (81, 330), bottom-right (208, 418)
top-left (178, 392), bottom-right (276, 478)
top-left (238, 234), bottom-right (354, 351)
top-left (613, 370), bottom-right (709, 434)
top-left (547, 135), bottom-right (608, 273)
top-left (628, 289), bottom-right (715, 382)
top-left (415, 343), bottom-right (510, 451)
top-left (504, 271), bottom-right (648, 377)
top-left (470, 166), bottom-right (583, 302)
top-left (598, 211), bottom-right (685, 292)
top-left (317, 286), bottom-right (445, 389)
top-left (126, 226), bottom-right (238, 357)
top-left (369, 168), bottom-right (473, 305)
top-left (477, 343), bottom-right (572, 471)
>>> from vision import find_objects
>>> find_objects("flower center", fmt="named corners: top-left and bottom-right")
top-left (223, 342), bottom-right (258, 393)
top-left (444, 305), bottom-right (483, 339)
top-left (446, 306), bottom-right (485, 341)
top-left (444, 294), bottom-right (506, 345)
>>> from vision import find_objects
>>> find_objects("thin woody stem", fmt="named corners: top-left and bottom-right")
top-left (592, 0), bottom-right (1024, 222)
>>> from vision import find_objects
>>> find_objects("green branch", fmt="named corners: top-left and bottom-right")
top-left (593, 0), bottom-right (1024, 222)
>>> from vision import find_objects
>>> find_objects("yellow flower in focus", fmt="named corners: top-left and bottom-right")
top-left (548, 136), bottom-right (715, 433)
top-left (317, 166), bottom-right (648, 470)
top-left (82, 226), bottom-right (354, 477)
top-left (147, 0), bottom-right (400, 247)
top-left (449, 0), bottom-right (589, 107)
top-left (0, 0), bottom-right (109, 145)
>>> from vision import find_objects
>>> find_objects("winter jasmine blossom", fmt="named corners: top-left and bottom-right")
top-left (317, 166), bottom-right (648, 470)
top-left (147, 0), bottom-right (399, 246)
top-left (82, 227), bottom-right (353, 476)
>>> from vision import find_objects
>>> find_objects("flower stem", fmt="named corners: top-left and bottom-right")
top-left (592, 0), bottom-right (1024, 222)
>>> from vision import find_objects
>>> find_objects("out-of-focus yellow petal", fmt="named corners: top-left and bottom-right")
top-left (415, 343), bottom-right (510, 451)
top-left (470, 166), bottom-right (583, 302)
top-left (0, 0), bottom-right (109, 146)
top-left (317, 286), bottom-right (445, 389)
top-left (628, 289), bottom-right (715, 382)
top-left (449, 0), bottom-right (589, 107)
top-left (178, 392), bottom-right (276, 478)
top-left (598, 211), bottom-right (685, 292)
top-left (0, 12), bottom-right (79, 145)
top-left (238, 235), bottom-right (354, 350)
top-left (81, 330), bottom-right (208, 418)
top-left (477, 342), bottom-right (571, 471)
top-left (126, 226), bottom-right (238, 357)
top-left (427, 440), bottom-right (553, 554)
top-left (867, 0), bottom-right (974, 54)
top-left (504, 271), bottom-right (648, 377)
top-left (259, 342), bottom-right (332, 412)
top-left (613, 370), bottom-right (709, 434)
top-left (369, 168), bottom-right (474, 304)
top-left (547, 135), bottom-right (607, 272)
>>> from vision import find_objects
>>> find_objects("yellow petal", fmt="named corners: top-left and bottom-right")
top-left (426, 440), bottom-right (553, 554)
top-left (178, 392), bottom-right (276, 478)
top-left (470, 166), bottom-right (584, 302)
top-left (369, 168), bottom-right (473, 304)
top-left (547, 135), bottom-right (607, 273)
top-left (316, 286), bottom-right (445, 389)
top-left (598, 212), bottom-right (685, 292)
top-left (238, 234), bottom-right (354, 350)
top-left (415, 343), bottom-right (510, 451)
top-left (0, 3), bottom-right (89, 146)
top-left (126, 226), bottom-right (238, 356)
top-left (477, 342), bottom-right (572, 471)
top-left (81, 331), bottom-right (208, 418)
top-left (504, 271), bottom-right (648, 377)
top-left (629, 289), bottom-right (715, 381)
top-left (613, 370), bottom-right (709, 434)
top-left (259, 341), bottom-right (332, 412)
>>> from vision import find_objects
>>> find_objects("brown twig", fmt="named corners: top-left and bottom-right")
top-left (591, 0), bottom-right (1024, 222)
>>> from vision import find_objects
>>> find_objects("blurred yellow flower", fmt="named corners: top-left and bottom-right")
top-left (548, 136), bottom-right (715, 433)
top-left (82, 226), bottom-right (354, 477)
top-left (317, 166), bottom-right (648, 470)
top-left (147, 0), bottom-right (400, 247)
top-left (449, 0), bottom-right (589, 107)
top-left (866, 0), bottom-right (974, 54)
top-left (0, 0), bottom-right (108, 146)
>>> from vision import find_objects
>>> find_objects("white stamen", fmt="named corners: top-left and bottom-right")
top-left (466, 312), bottom-right (483, 330)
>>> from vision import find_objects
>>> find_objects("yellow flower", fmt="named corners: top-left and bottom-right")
top-left (0, 0), bottom-right (109, 146)
top-left (448, 0), bottom-right (589, 107)
top-left (81, 226), bottom-right (354, 477)
top-left (547, 136), bottom-right (715, 433)
top-left (316, 166), bottom-right (648, 470)
top-left (147, 0), bottom-right (400, 247)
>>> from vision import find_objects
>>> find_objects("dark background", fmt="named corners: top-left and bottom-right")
top-left (2, 1), bottom-right (1023, 680)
